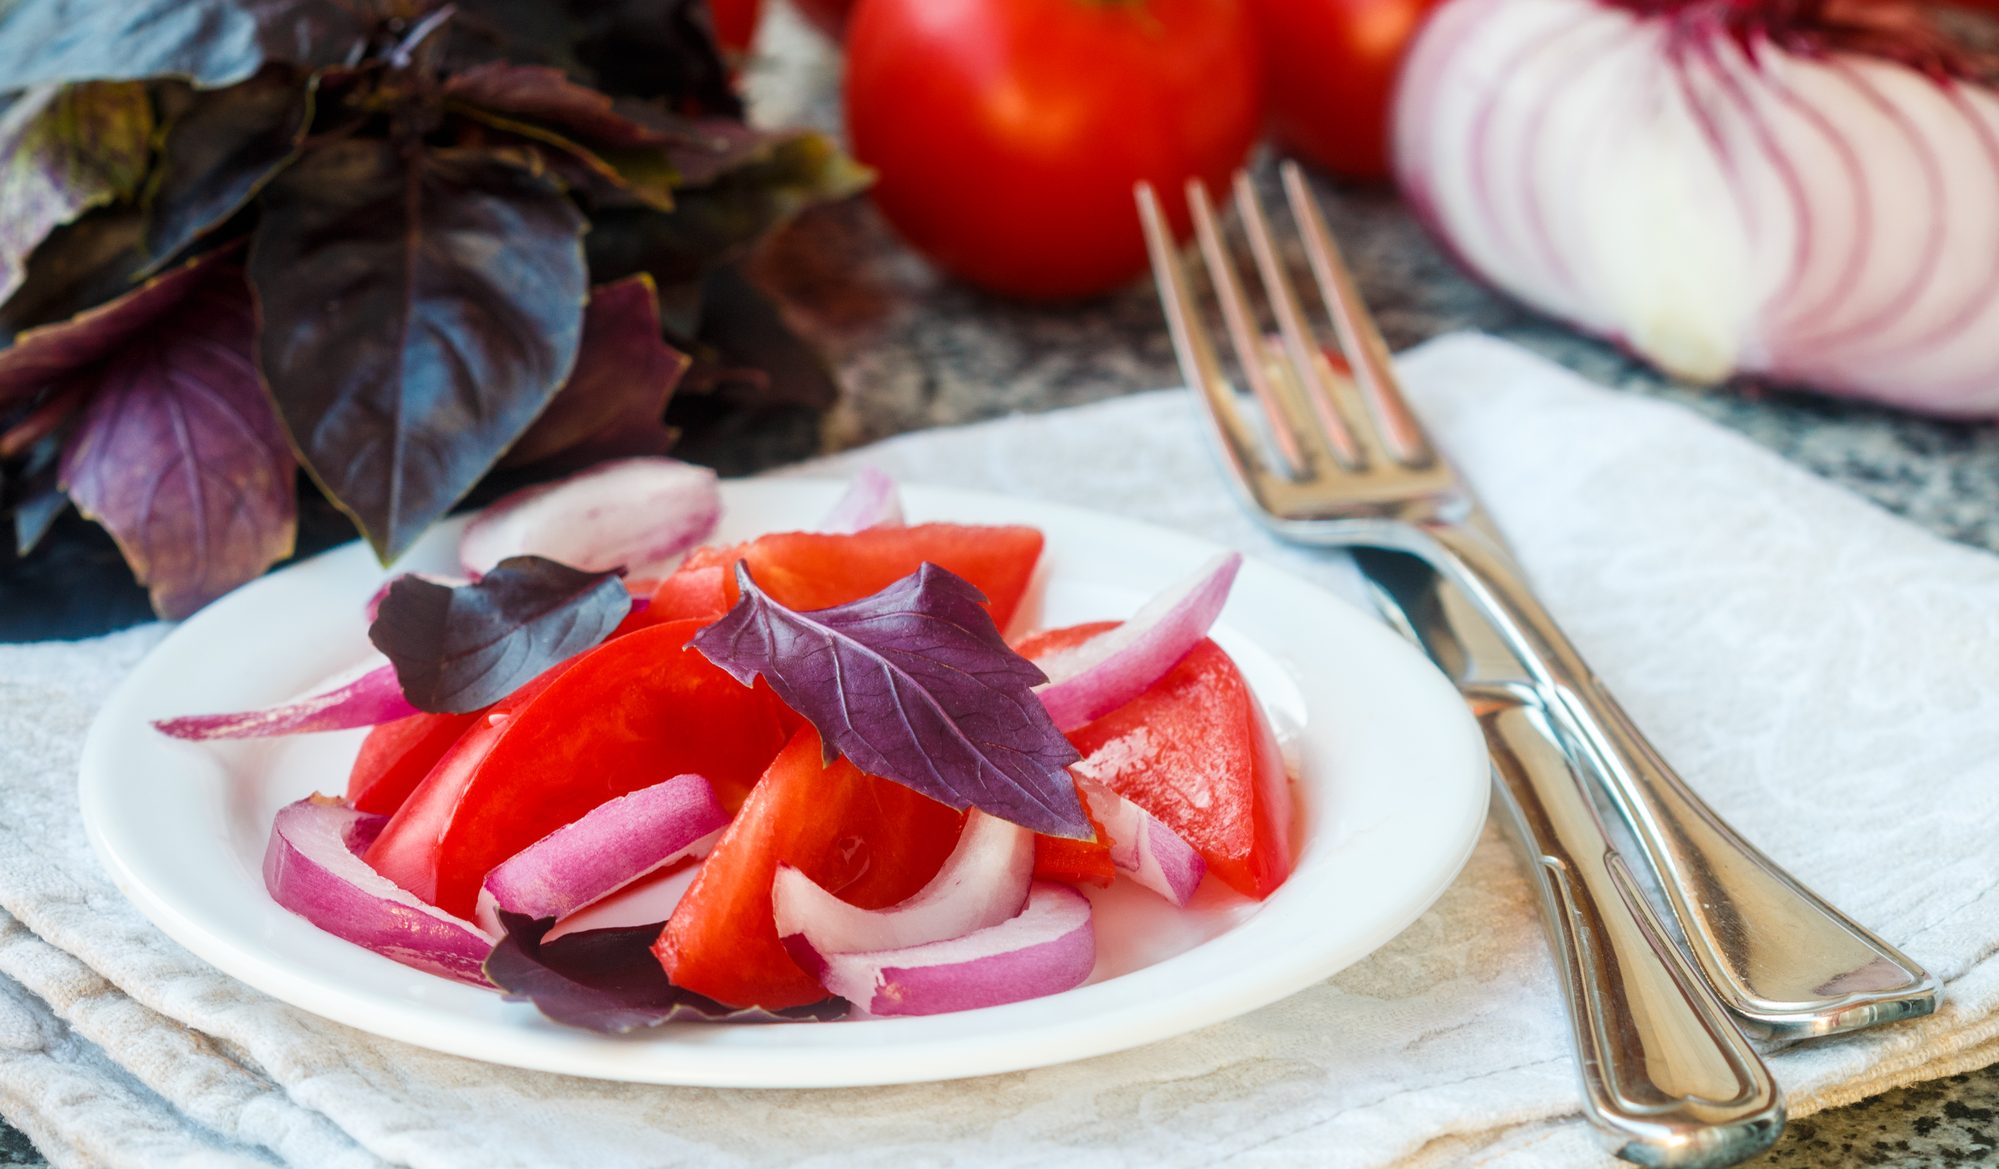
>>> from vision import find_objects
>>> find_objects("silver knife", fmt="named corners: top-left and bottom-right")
top-left (1355, 547), bottom-right (1785, 1168)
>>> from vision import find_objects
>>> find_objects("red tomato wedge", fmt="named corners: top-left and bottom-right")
top-left (1015, 622), bottom-right (1293, 899)
top-left (363, 618), bottom-right (794, 918)
top-left (646, 523), bottom-right (1044, 632)
top-left (654, 727), bottom-right (966, 1009)
top-left (346, 711), bottom-right (485, 816)
top-left (1031, 777), bottom-right (1116, 887)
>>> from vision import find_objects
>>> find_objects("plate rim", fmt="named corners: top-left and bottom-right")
top-left (79, 478), bottom-right (1489, 1088)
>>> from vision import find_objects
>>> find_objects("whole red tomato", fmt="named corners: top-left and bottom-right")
top-left (1249, 0), bottom-right (1440, 179)
top-left (710, 0), bottom-right (764, 54)
top-left (790, 0), bottom-right (857, 37)
top-left (843, 0), bottom-right (1263, 300)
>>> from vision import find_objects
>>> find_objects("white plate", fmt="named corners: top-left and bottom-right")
top-left (80, 480), bottom-right (1487, 1088)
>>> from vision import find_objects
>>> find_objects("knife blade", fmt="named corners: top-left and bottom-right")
top-left (1353, 547), bottom-right (1783, 1168)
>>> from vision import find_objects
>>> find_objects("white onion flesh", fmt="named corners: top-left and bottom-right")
top-left (1032, 552), bottom-right (1241, 732)
top-left (1394, 0), bottom-right (1999, 414)
top-left (772, 809), bottom-right (1032, 957)
top-left (786, 881), bottom-right (1095, 1017)
top-left (1080, 780), bottom-right (1206, 906)
top-left (475, 773), bottom-right (729, 936)
top-left (816, 466), bottom-right (905, 533)
top-left (458, 457), bottom-right (721, 577)
top-left (263, 797), bottom-right (494, 986)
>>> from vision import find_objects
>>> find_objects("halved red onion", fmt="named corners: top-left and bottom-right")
top-left (1032, 552), bottom-right (1242, 732)
top-left (263, 796), bottom-right (494, 986)
top-left (772, 809), bottom-right (1031, 957)
top-left (154, 660), bottom-right (418, 741)
top-left (475, 774), bottom-right (728, 936)
top-left (458, 457), bottom-right (721, 577)
top-left (788, 882), bottom-right (1095, 1017)
top-left (1080, 779), bottom-right (1205, 906)
top-left (816, 466), bottom-right (905, 533)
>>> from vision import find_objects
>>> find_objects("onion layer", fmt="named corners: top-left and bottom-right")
top-left (772, 809), bottom-right (1032, 957)
top-left (263, 796), bottom-right (493, 986)
top-left (1393, 0), bottom-right (1999, 415)
top-left (788, 881), bottom-right (1095, 1017)
top-left (476, 773), bottom-right (729, 936)
top-left (1033, 552), bottom-right (1242, 732)
top-left (1081, 780), bottom-right (1206, 906)
top-left (154, 660), bottom-right (417, 740)
top-left (459, 457), bottom-right (721, 577)
top-left (816, 466), bottom-right (905, 533)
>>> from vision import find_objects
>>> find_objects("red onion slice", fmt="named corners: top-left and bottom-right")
top-left (815, 466), bottom-right (905, 533)
top-left (458, 457), bottom-right (721, 577)
top-left (153, 660), bottom-right (418, 741)
top-left (789, 882), bottom-right (1095, 1017)
top-left (772, 809), bottom-right (1031, 957)
top-left (475, 773), bottom-right (729, 936)
top-left (263, 796), bottom-right (494, 986)
top-left (1032, 552), bottom-right (1242, 732)
top-left (1080, 780), bottom-right (1205, 906)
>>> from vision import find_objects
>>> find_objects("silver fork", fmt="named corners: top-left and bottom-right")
top-left (1138, 164), bottom-right (1938, 1152)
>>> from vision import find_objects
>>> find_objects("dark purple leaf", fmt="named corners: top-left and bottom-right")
top-left (141, 69), bottom-right (314, 274)
top-left (0, 246), bottom-right (236, 407)
top-left (368, 555), bottom-right (629, 714)
top-left (0, 206), bottom-right (151, 348)
top-left (7, 430), bottom-right (67, 556)
top-left (485, 912), bottom-right (847, 1033)
top-left (444, 64), bottom-right (674, 151)
top-left (503, 276), bottom-right (687, 468)
top-left (556, 0), bottom-right (741, 115)
top-left (0, 0), bottom-right (370, 89)
top-left (0, 81), bottom-right (153, 304)
top-left (692, 265), bottom-right (839, 410)
top-left (248, 140), bottom-right (589, 560)
top-left (56, 268), bottom-right (298, 618)
top-left (693, 563), bottom-right (1089, 838)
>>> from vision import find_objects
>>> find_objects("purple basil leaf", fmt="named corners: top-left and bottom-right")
top-left (0, 81), bottom-right (153, 305)
top-left (249, 140), bottom-right (588, 561)
top-left (368, 555), bottom-right (629, 714)
top-left (0, 244), bottom-right (237, 407)
top-left (56, 267), bottom-right (298, 619)
top-left (503, 276), bottom-right (688, 468)
top-left (0, 0), bottom-right (369, 89)
top-left (444, 63), bottom-right (674, 151)
top-left (0, 206), bottom-right (151, 348)
top-left (141, 69), bottom-right (314, 274)
top-left (693, 562), bottom-right (1089, 838)
top-left (485, 912), bottom-right (846, 1033)
top-left (558, 0), bottom-right (741, 117)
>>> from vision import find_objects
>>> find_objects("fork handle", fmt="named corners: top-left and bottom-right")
top-left (1429, 523), bottom-right (1940, 1039)
top-left (1476, 693), bottom-right (1783, 1168)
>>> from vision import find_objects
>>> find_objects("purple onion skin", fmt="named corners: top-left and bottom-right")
top-left (867, 914), bottom-right (1096, 1017)
top-left (263, 798), bottom-right (493, 987)
top-left (154, 663), bottom-right (418, 740)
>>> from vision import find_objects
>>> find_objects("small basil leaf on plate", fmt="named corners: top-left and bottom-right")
top-left (692, 562), bottom-right (1090, 838)
top-left (485, 912), bottom-right (846, 1033)
top-left (369, 556), bottom-right (629, 713)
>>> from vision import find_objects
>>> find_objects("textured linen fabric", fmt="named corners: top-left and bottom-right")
top-left (1, 333), bottom-right (1996, 1168)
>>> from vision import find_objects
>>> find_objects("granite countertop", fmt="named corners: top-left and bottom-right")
top-left (2, 5), bottom-right (1997, 1165)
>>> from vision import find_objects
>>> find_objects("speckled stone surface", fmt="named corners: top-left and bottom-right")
top-left (3, 5), bottom-right (1998, 1165)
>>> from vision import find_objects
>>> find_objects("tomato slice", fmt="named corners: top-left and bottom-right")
top-left (647, 523), bottom-right (1044, 632)
top-left (1015, 622), bottom-right (1292, 898)
top-left (1030, 776), bottom-right (1115, 887)
top-left (363, 618), bottom-right (794, 918)
top-left (654, 726), bottom-right (966, 1009)
top-left (346, 711), bottom-right (485, 816)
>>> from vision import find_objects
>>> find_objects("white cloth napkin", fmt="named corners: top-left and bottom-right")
top-left (2, 332), bottom-right (1997, 1169)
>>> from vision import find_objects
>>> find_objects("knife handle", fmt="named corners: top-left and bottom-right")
top-left (1429, 523), bottom-right (1939, 1040)
top-left (1475, 693), bottom-right (1783, 1169)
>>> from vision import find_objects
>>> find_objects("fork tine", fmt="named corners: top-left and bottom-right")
top-left (1281, 161), bottom-right (1434, 465)
top-left (1134, 182), bottom-right (1266, 487)
top-left (1230, 172), bottom-right (1377, 472)
top-left (1184, 180), bottom-right (1311, 479)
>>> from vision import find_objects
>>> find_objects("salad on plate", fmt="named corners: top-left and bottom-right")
top-left (154, 459), bottom-right (1295, 1032)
